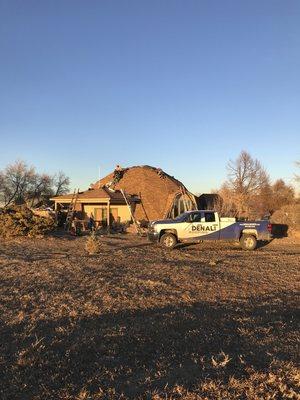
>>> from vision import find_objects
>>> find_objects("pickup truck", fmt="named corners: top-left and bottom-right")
top-left (148, 210), bottom-right (272, 250)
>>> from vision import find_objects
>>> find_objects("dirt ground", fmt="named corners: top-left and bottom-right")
top-left (0, 233), bottom-right (299, 399)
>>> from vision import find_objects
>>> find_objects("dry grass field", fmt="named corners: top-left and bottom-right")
top-left (0, 234), bottom-right (299, 399)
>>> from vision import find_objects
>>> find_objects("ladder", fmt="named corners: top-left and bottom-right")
top-left (64, 189), bottom-right (79, 231)
top-left (120, 189), bottom-right (142, 235)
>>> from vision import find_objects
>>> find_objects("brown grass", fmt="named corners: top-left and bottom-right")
top-left (0, 234), bottom-right (299, 399)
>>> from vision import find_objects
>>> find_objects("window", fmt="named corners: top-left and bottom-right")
top-left (94, 208), bottom-right (107, 222)
top-left (173, 213), bottom-right (188, 222)
top-left (204, 212), bottom-right (215, 222)
top-left (190, 212), bottom-right (202, 222)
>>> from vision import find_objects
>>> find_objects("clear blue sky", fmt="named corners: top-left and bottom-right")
top-left (0, 0), bottom-right (299, 193)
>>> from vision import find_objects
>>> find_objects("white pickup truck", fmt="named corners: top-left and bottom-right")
top-left (148, 210), bottom-right (272, 250)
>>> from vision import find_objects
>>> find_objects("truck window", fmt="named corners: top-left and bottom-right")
top-left (190, 212), bottom-right (202, 222)
top-left (204, 212), bottom-right (215, 222)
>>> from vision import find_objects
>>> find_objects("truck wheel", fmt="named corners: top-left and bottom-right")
top-left (240, 234), bottom-right (257, 250)
top-left (160, 233), bottom-right (177, 249)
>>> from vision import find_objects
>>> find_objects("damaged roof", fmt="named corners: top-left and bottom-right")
top-left (93, 165), bottom-right (187, 192)
top-left (51, 186), bottom-right (136, 204)
top-left (92, 165), bottom-right (196, 220)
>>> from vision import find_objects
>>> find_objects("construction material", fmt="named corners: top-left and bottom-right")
top-left (64, 189), bottom-right (79, 231)
top-left (180, 186), bottom-right (189, 211)
top-left (120, 189), bottom-right (142, 235)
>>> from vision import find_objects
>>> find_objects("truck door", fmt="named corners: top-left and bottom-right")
top-left (179, 211), bottom-right (203, 240)
top-left (179, 212), bottom-right (220, 241)
top-left (198, 211), bottom-right (220, 240)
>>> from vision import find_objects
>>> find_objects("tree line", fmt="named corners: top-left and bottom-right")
top-left (215, 151), bottom-right (299, 219)
top-left (0, 155), bottom-right (299, 219)
top-left (0, 160), bottom-right (70, 207)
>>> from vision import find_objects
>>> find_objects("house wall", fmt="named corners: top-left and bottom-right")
top-left (83, 204), bottom-right (131, 223)
top-left (115, 205), bottom-right (132, 222)
top-left (75, 203), bottom-right (83, 212)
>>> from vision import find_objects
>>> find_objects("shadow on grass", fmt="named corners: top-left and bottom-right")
top-left (176, 240), bottom-right (272, 251)
top-left (1, 292), bottom-right (299, 399)
top-left (117, 242), bottom-right (153, 250)
top-left (48, 229), bottom-right (78, 241)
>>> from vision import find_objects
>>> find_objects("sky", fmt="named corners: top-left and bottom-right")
top-left (0, 0), bottom-right (299, 193)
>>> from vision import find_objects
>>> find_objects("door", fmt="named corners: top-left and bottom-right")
top-left (180, 211), bottom-right (219, 241)
top-left (198, 211), bottom-right (219, 240)
top-left (94, 208), bottom-right (102, 221)
top-left (178, 211), bottom-right (203, 240)
top-left (94, 208), bottom-right (107, 224)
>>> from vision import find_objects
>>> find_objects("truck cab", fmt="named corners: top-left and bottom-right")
top-left (148, 210), bottom-right (272, 250)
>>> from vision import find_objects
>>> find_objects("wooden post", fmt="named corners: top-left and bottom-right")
top-left (54, 201), bottom-right (58, 224)
top-left (107, 200), bottom-right (110, 233)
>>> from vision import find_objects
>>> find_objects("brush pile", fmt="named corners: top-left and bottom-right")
top-left (0, 205), bottom-right (55, 238)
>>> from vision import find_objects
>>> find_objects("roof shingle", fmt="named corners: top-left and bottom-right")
top-left (51, 187), bottom-right (133, 203)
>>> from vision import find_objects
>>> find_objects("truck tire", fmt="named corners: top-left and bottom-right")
top-left (160, 233), bottom-right (177, 249)
top-left (240, 234), bottom-right (257, 250)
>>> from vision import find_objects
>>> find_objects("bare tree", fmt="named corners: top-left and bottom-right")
top-left (53, 171), bottom-right (70, 196)
top-left (0, 171), bottom-right (4, 191)
top-left (270, 179), bottom-right (295, 211)
top-left (0, 161), bottom-right (70, 208)
top-left (251, 182), bottom-right (274, 217)
top-left (213, 184), bottom-right (239, 217)
top-left (227, 151), bottom-right (269, 195)
top-left (0, 172), bottom-right (5, 206)
top-left (29, 173), bottom-right (54, 207)
top-left (295, 161), bottom-right (300, 185)
top-left (225, 151), bottom-right (270, 218)
top-left (1, 161), bottom-right (36, 206)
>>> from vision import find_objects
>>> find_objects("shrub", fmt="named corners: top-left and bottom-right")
top-left (85, 231), bottom-right (100, 255)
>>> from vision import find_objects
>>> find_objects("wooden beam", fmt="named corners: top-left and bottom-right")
top-left (107, 200), bottom-right (110, 233)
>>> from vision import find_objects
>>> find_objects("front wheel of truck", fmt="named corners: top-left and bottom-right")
top-left (240, 234), bottom-right (257, 250)
top-left (160, 233), bottom-right (177, 249)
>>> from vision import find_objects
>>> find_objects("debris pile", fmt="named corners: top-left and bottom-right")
top-left (0, 205), bottom-right (56, 238)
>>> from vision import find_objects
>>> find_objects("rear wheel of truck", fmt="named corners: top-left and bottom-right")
top-left (240, 234), bottom-right (257, 250)
top-left (160, 233), bottom-right (177, 249)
